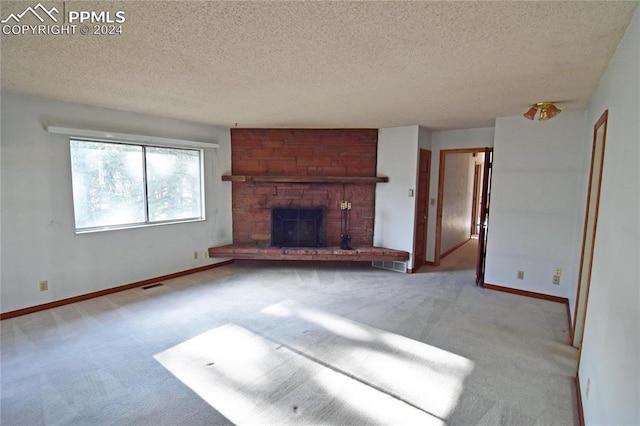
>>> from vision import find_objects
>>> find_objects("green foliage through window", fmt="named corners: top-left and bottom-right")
top-left (70, 140), bottom-right (204, 231)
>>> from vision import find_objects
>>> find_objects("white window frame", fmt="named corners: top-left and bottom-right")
top-left (69, 138), bottom-right (206, 234)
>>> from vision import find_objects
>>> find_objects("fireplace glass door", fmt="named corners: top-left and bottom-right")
top-left (271, 208), bottom-right (325, 247)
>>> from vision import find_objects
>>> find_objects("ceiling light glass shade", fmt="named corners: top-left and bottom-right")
top-left (523, 102), bottom-right (562, 121)
top-left (545, 103), bottom-right (562, 119)
top-left (523, 106), bottom-right (538, 120)
top-left (538, 106), bottom-right (551, 120)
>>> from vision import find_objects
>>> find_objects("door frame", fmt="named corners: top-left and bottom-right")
top-left (475, 148), bottom-right (493, 286)
top-left (573, 110), bottom-right (608, 352)
top-left (434, 147), bottom-right (488, 265)
top-left (412, 149), bottom-right (431, 271)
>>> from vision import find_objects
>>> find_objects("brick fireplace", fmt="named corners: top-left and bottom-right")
top-left (229, 129), bottom-right (379, 247)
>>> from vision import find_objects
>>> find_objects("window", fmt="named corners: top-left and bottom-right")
top-left (70, 140), bottom-right (204, 232)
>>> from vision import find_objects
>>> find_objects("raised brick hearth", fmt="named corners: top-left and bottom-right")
top-left (209, 245), bottom-right (409, 262)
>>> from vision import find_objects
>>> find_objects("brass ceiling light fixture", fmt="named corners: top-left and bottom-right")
top-left (523, 102), bottom-right (562, 121)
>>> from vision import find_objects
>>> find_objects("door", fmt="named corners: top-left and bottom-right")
top-left (413, 149), bottom-right (431, 270)
top-left (574, 110), bottom-right (608, 349)
top-left (475, 148), bottom-right (493, 286)
top-left (471, 163), bottom-right (482, 235)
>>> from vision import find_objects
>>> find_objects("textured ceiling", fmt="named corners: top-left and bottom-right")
top-left (1, 1), bottom-right (637, 130)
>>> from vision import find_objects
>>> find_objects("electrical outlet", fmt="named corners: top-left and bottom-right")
top-left (553, 274), bottom-right (561, 285)
top-left (203, 250), bottom-right (209, 258)
top-left (517, 271), bottom-right (525, 280)
top-left (193, 251), bottom-right (198, 259)
top-left (39, 280), bottom-right (48, 291)
top-left (555, 267), bottom-right (563, 276)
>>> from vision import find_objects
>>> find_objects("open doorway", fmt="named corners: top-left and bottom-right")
top-left (432, 148), bottom-right (492, 280)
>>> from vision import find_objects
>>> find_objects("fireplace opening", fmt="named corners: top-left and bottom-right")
top-left (272, 208), bottom-right (325, 247)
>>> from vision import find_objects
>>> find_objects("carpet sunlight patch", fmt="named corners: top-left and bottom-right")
top-left (155, 301), bottom-right (474, 424)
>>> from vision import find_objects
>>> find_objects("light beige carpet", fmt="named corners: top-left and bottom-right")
top-left (1, 240), bottom-right (579, 425)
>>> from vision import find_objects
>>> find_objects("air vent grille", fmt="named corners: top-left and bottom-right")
top-left (372, 260), bottom-right (407, 273)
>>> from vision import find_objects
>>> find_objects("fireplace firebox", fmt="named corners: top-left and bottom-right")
top-left (271, 208), bottom-right (325, 247)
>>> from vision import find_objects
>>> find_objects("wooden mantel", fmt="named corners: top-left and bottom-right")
top-left (221, 175), bottom-right (389, 184)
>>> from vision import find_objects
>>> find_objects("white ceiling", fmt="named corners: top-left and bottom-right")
top-left (1, 1), bottom-right (637, 130)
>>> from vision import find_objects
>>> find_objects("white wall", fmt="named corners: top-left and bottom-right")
top-left (578, 7), bottom-right (639, 425)
top-left (418, 126), bottom-right (432, 151)
top-left (440, 152), bottom-right (474, 254)
top-left (0, 92), bottom-right (233, 314)
top-left (427, 127), bottom-right (494, 261)
top-left (485, 111), bottom-right (588, 298)
top-left (374, 126), bottom-right (419, 268)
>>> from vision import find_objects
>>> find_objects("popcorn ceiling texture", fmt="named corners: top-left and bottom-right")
top-left (0, 1), bottom-right (637, 130)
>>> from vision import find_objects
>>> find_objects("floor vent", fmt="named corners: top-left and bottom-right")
top-left (142, 283), bottom-right (164, 290)
top-left (372, 260), bottom-right (407, 273)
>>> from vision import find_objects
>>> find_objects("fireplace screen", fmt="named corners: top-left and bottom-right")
top-left (271, 208), bottom-right (325, 247)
